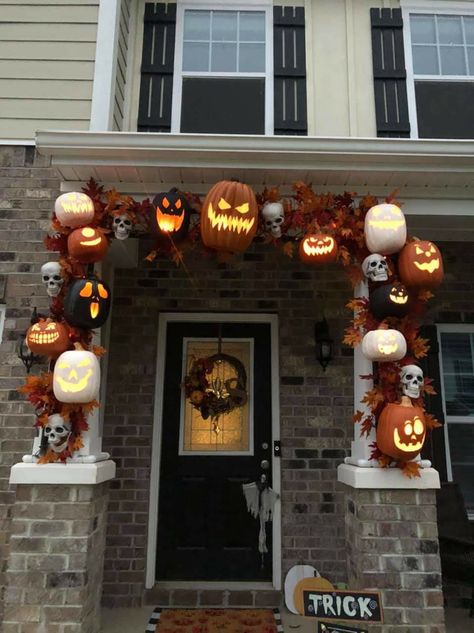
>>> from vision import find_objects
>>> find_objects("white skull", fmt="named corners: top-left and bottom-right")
top-left (400, 365), bottom-right (424, 399)
top-left (362, 253), bottom-right (389, 282)
top-left (41, 261), bottom-right (64, 297)
top-left (262, 201), bottom-right (284, 238)
top-left (112, 214), bottom-right (132, 240)
top-left (44, 414), bottom-right (71, 453)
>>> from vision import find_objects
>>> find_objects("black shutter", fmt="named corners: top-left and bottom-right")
top-left (370, 8), bottom-right (410, 138)
top-left (419, 325), bottom-right (447, 481)
top-left (138, 3), bottom-right (176, 132)
top-left (273, 6), bottom-right (307, 135)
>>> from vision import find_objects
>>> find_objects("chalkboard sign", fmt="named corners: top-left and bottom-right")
top-left (303, 590), bottom-right (383, 623)
top-left (318, 622), bottom-right (368, 633)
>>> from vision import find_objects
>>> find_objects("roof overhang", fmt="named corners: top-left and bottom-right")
top-left (36, 131), bottom-right (474, 240)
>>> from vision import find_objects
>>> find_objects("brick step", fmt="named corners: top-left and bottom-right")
top-left (143, 587), bottom-right (282, 608)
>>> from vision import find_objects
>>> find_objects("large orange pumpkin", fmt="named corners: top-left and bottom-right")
top-left (398, 240), bottom-right (444, 289)
top-left (26, 319), bottom-right (70, 357)
top-left (376, 397), bottom-right (426, 461)
top-left (67, 226), bottom-right (108, 263)
top-left (299, 233), bottom-right (337, 264)
top-left (200, 180), bottom-right (258, 252)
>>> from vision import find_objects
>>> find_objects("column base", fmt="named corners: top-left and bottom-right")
top-left (9, 459), bottom-right (116, 485)
top-left (338, 463), bottom-right (440, 489)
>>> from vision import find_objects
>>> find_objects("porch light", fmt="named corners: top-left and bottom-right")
top-left (17, 333), bottom-right (41, 373)
top-left (314, 318), bottom-right (333, 371)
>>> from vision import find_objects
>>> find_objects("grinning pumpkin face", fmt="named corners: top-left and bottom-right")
top-left (299, 233), bottom-right (337, 264)
top-left (152, 188), bottom-right (190, 240)
top-left (68, 227), bottom-right (108, 263)
top-left (364, 203), bottom-right (407, 255)
top-left (53, 350), bottom-right (100, 403)
top-left (376, 401), bottom-right (426, 460)
top-left (370, 282), bottom-right (410, 320)
top-left (54, 192), bottom-right (95, 228)
top-left (201, 180), bottom-right (258, 252)
top-left (26, 319), bottom-right (70, 357)
top-left (64, 277), bottom-right (111, 330)
top-left (398, 240), bottom-right (444, 289)
top-left (361, 328), bottom-right (407, 362)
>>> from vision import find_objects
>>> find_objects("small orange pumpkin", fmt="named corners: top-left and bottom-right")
top-left (376, 397), bottom-right (426, 461)
top-left (398, 240), bottom-right (444, 289)
top-left (67, 226), bottom-right (108, 263)
top-left (299, 233), bottom-right (337, 264)
top-left (26, 319), bottom-right (70, 357)
top-left (293, 576), bottom-right (335, 615)
top-left (200, 180), bottom-right (258, 252)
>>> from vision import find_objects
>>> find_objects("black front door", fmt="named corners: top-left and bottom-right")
top-left (156, 321), bottom-right (273, 581)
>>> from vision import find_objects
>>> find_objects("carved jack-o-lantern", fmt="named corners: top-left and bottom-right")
top-left (151, 188), bottom-right (190, 240)
top-left (67, 227), bottom-right (108, 263)
top-left (200, 180), bottom-right (258, 252)
top-left (299, 233), bottom-right (338, 264)
top-left (361, 328), bottom-right (407, 362)
top-left (53, 349), bottom-right (100, 403)
top-left (370, 282), bottom-right (410, 320)
top-left (364, 203), bottom-right (407, 255)
top-left (398, 240), bottom-right (444, 289)
top-left (64, 277), bottom-right (111, 330)
top-left (26, 319), bottom-right (70, 357)
top-left (377, 398), bottom-right (426, 460)
top-left (54, 192), bottom-right (95, 228)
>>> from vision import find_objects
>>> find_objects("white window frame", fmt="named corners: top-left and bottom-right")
top-left (0, 305), bottom-right (5, 344)
top-left (437, 323), bottom-right (474, 518)
top-left (171, 0), bottom-right (274, 134)
top-left (401, 1), bottom-right (474, 138)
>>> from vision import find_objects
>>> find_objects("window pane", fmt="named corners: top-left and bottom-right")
top-left (447, 424), bottom-right (474, 514)
top-left (441, 333), bottom-right (474, 416)
top-left (465, 17), bottom-right (474, 45)
top-left (438, 16), bottom-right (463, 45)
top-left (240, 12), bottom-right (265, 42)
top-left (184, 10), bottom-right (210, 41)
top-left (212, 11), bottom-right (237, 42)
top-left (411, 15), bottom-right (436, 44)
top-left (413, 45), bottom-right (439, 74)
top-left (239, 43), bottom-right (265, 72)
top-left (183, 42), bottom-right (209, 72)
top-left (211, 42), bottom-right (237, 71)
top-left (440, 45), bottom-right (467, 75)
top-left (468, 47), bottom-right (474, 74)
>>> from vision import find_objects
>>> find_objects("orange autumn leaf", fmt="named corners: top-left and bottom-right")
top-left (411, 336), bottom-right (430, 359)
top-left (400, 460), bottom-right (422, 479)
top-left (71, 435), bottom-right (84, 452)
top-left (282, 241), bottom-right (294, 258)
top-left (360, 416), bottom-right (375, 437)
top-left (145, 250), bottom-right (157, 262)
top-left (343, 327), bottom-right (363, 347)
top-left (92, 345), bottom-right (107, 358)
top-left (361, 387), bottom-right (385, 409)
top-left (352, 410), bottom-right (364, 424)
top-left (425, 412), bottom-right (442, 430)
top-left (422, 383), bottom-right (437, 396)
top-left (378, 454), bottom-right (392, 468)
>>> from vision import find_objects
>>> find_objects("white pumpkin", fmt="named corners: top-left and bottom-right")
top-left (361, 329), bottom-right (407, 362)
top-left (364, 203), bottom-right (407, 255)
top-left (54, 192), bottom-right (95, 228)
top-left (53, 350), bottom-right (100, 403)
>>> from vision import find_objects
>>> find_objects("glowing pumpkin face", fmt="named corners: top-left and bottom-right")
top-left (369, 282), bottom-right (410, 320)
top-left (364, 203), bottom-right (407, 255)
top-left (53, 350), bottom-right (100, 403)
top-left (67, 227), bottom-right (108, 263)
top-left (361, 328), bottom-right (407, 362)
top-left (200, 180), bottom-right (258, 252)
top-left (64, 277), bottom-right (111, 330)
top-left (152, 188), bottom-right (190, 240)
top-left (26, 319), bottom-right (70, 357)
top-left (377, 401), bottom-right (426, 460)
top-left (398, 240), bottom-right (444, 289)
top-left (299, 233), bottom-right (337, 264)
top-left (54, 192), bottom-right (95, 228)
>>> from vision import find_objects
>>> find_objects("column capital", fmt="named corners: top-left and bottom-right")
top-left (9, 460), bottom-right (116, 485)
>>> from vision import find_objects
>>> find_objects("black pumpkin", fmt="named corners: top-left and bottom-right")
top-left (370, 282), bottom-right (410, 320)
top-left (64, 277), bottom-right (111, 329)
top-left (151, 188), bottom-right (191, 240)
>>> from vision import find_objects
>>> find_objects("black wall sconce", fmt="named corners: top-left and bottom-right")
top-left (17, 334), bottom-right (41, 373)
top-left (314, 318), bottom-right (333, 371)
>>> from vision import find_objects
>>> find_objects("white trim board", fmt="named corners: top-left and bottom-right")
top-left (145, 312), bottom-right (281, 590)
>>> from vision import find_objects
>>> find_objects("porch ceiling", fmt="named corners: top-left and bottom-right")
top-left (36, 131), bottom-right (474, 240)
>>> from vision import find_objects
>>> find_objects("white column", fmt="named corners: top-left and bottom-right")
top-left (345, 280), bottom-right (377, 467)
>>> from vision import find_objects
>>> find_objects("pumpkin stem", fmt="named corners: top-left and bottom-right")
top-left (400, 395), bottom-right (412, 407)
top-left (73, 342), bottom-right (85, 351)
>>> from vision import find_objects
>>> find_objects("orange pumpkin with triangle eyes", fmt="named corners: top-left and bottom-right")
top-left (201, 180), bottom-right (258, 252)
top-left (26, 319), bottom-right (70, 357)
top-left (67, 226), bottom-right (108, 263)
top-left (299, 233), bottom-right (337, 264)
top-left (398, 240), bottom-right (444, 289)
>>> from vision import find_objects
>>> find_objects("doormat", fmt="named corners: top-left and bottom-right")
top-left (146, 608), bottom-right (283, 633)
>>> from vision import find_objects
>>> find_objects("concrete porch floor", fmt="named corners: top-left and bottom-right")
top-left (101, 607), bottom-right (472, 632)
